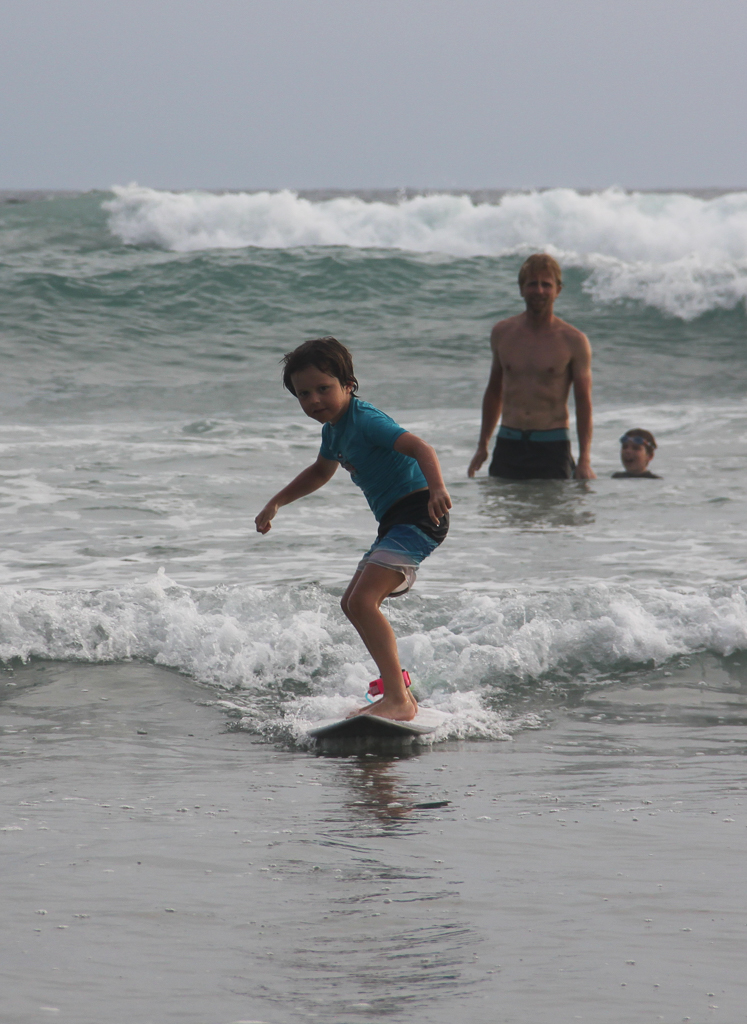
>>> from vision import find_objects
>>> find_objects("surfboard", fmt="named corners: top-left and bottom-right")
top-left (306, 706), bottom-right (448, 748)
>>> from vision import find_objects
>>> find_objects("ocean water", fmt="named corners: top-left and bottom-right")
top-left (3, 186), bottom-right (747, 1023)
top-left (2, 185), bottom-right (747, 740)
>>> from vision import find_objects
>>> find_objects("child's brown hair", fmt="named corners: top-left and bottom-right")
top-left (621, 428), bottom-right (657, 454)
top-left (282, 337), bottom-right (359, 396)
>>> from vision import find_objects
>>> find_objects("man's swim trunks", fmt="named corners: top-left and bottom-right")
top-left (357, 489), bottom-right (449, 595)
top-left (488, 425), bottom-right (575, 480)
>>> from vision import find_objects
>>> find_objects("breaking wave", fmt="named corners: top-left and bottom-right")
top-left (104, 185), bottom-right (747, 319)
top-left (3, 571), bottom-right (747, 743)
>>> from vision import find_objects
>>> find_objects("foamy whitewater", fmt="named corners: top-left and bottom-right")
top-left (2, 186), bottom-right (747, 745)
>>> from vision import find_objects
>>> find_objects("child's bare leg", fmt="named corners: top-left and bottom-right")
top-left (341, 564), bottom-right (417, 721)
top-left (341, 569), bottom-right (418, 716)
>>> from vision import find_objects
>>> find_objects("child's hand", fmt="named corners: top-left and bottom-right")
top-left (428, 487), bottom-right (452, 525)
top-left (255, 502), bottom-right (279, 534)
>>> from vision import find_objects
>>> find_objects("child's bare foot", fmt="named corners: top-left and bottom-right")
top-left (352, 694), bottom-right (417, 721)
top-left (347, 690), bottom-right (418, 720)
top-left (346, 700), bottom-right (376, 718)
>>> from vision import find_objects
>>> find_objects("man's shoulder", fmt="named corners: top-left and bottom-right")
top-left (490, 313), bottom-right (588, 349)
top-left (490, 314), bottom-right (525, 345)
top-left (491, 313), bottom-right (525, 332)
top-left (551, 315), bottom-right (588, 343)
top-left (549, 317), bottom-right (591, 362)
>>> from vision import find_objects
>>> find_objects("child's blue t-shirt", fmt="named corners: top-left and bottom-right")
top-left (319, 397), bottom-right (427, 521)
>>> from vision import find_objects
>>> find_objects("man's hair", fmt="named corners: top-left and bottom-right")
top-left (282, 336), bottom-right (359, 396)
top-left (518, 253), bottom-right (563, 290)
top-left (622, 428), bottom-right (657, 453)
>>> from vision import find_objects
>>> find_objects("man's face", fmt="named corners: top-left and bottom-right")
top-left (520, 271), bottom-right (560, 314)
top-left (620, 438), bottom-right (653, 475)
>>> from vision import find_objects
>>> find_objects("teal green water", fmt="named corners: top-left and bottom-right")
top-left (2, 191), bottom-right (747, 421)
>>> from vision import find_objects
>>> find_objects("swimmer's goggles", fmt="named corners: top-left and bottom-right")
top-left (620, 434), bottom-right (654, 450)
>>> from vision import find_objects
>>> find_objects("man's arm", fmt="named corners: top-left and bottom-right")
top-left (394, 432), bottom-right (452, 524)
top-left (255, 455), bottom-right (338, 533)
top-left (571, 334), bottom-right (596, 480)
top-left (468, 348), bottom-right (503, 478)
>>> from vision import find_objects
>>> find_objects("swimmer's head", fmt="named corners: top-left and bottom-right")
top-left (620, 428), bottom-right (657, 475)
top-left (518, 253), bottom-right (562, 292)
top-left (282, 337), bottom-right (358, 397)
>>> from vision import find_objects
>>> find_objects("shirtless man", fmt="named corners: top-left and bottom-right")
top-left (468, 253), bottom-right (596, 481)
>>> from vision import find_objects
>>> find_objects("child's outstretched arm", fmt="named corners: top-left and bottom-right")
top-left (255, 455), bottom-right (338, 534)
top-left (393, 433), bottom-right (452, 524)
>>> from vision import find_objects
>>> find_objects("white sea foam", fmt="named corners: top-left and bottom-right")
top-left (3, 571), bottom-right (747, 743)
top-left (104, 185), bottom-right (747, 318)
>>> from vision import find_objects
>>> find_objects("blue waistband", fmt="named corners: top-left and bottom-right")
top-left (498, 425), bottom-right (571, 443)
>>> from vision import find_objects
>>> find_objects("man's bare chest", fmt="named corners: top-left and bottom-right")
top-left (499, 343), bottom-right (572, 382)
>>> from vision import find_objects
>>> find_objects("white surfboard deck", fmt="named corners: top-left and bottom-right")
top-left (307, 706), bottom-right (448, 742)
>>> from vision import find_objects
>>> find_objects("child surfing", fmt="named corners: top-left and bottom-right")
top-left (255, 337), bottom-right (451, 722)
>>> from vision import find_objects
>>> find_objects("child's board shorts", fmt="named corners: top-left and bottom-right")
top-left (356, 489), bottom-right (449, 596)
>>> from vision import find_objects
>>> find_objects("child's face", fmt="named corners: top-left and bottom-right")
top-left (291, 366), bottom-right (352, 425)
top-left (620, 438), bottom-right (653, 475)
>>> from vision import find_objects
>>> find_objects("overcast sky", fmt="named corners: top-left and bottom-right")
top-left (1, 0), bottom-right (745, 191)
